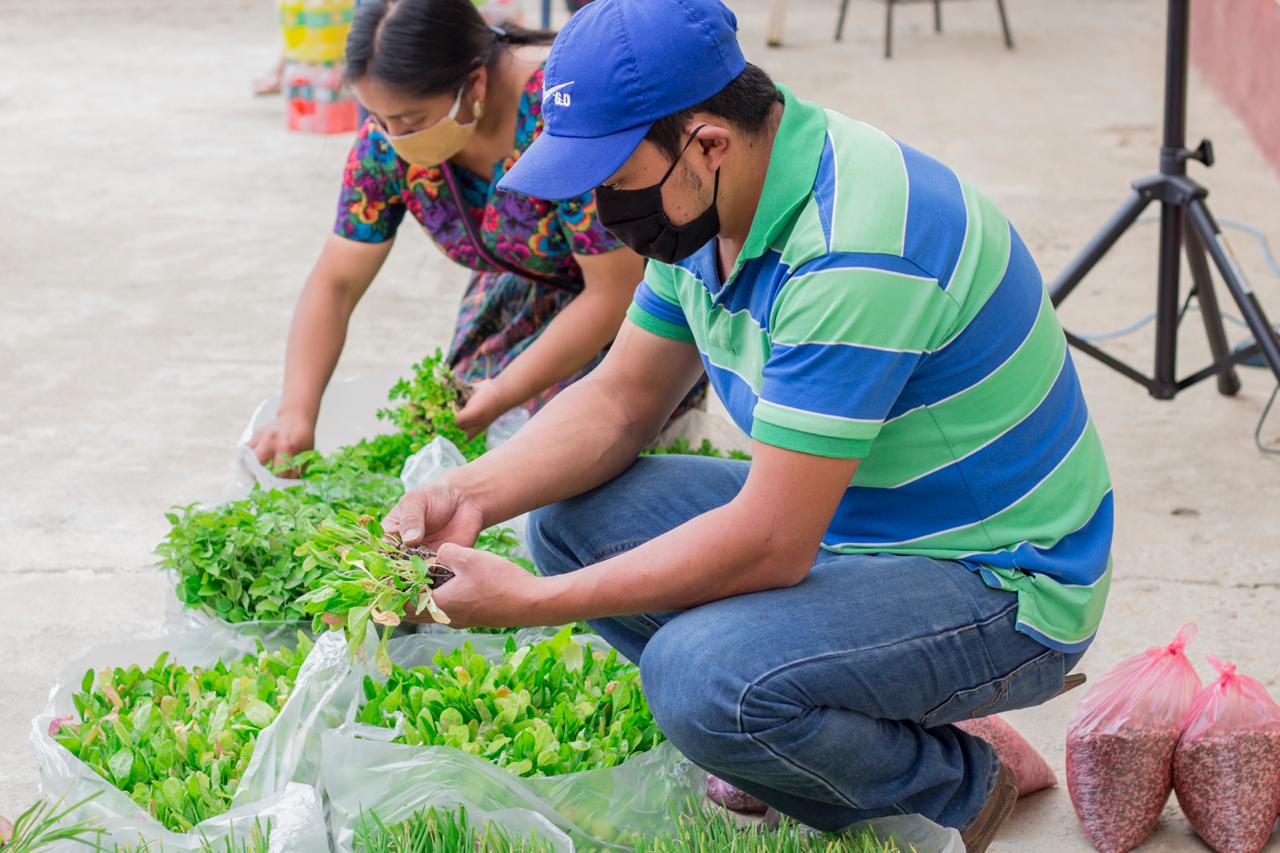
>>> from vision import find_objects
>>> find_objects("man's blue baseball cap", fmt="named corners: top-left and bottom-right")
top-left (496, 0), bottom-right (746, 201)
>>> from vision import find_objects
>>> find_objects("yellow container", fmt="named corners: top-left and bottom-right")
top-left (280, 0), bottom-right (354, 64)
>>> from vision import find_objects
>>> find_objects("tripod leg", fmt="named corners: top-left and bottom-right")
top-left (1152, 201), bottom-right (1184, 397)
top-left (885, 0), bottom-right (894, 59)
top-left (1187, 198), bottom-right (1280, 384)
top-left (1050, 190), bottom-right (1151, 307)
top-left (1183, 219), bottom-right (1241, 396)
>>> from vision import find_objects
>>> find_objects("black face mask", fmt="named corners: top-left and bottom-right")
top-left (595, 126), bottom-right (720, 264)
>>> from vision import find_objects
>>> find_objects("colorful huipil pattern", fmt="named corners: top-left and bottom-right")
top-left (629, 85), bottom-right (1113, 652)
top-left (334, 65), bottom-right (637, 412)
top-left (282, 0), bottom-right (358, 134)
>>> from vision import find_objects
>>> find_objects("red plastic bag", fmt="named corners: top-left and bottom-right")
top-left (1173, 655), bottom-right (1280, 853)
top-left (955, 715), bottom-right (1057, 796)
top-left (1066, 624), bottom-right (1202, 853)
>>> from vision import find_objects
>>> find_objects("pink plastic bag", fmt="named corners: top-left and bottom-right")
top-left (955, 715), bottom-right (1057, 797)
top-left (1066, 624), bottom-right (1203, 853)
top-left (1173, 655), bottom-right (1280, 853)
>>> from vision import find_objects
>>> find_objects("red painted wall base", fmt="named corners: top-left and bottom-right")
top-left (1191, 0), bottom-right (1280, 175)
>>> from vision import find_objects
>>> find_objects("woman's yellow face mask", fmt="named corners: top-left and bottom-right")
top-left (354, 75), bottom-right (485, 167)
top-left (383, 84), bottom-right (484, 167)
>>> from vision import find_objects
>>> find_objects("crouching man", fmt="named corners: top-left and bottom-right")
top-left (384, 0), bottom-right (1112, 847)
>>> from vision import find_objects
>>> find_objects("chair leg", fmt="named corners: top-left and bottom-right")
top-left (836, 0), bottom-right (851, 41)
top-left (934, 0), bottom-right (941, 33)
top-left (885, 0), bottom-right (894, 58)
top-left (995, 0), bottom-right (1014, 49)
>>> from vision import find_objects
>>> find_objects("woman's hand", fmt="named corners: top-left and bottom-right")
top-left (248, 413), bottom-right (316, 471)
top-left (405, 544), bottom-right (544, 628)
top-left (454, 379), bottom-right (511, 438)
top-left (383, 478), bottom-right (486, 548)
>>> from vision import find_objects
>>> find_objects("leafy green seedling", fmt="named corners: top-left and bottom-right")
top-left (0, 793), bottom-right (104, 851)
top-left (645, 437), bottom-right (752, 461)
top-left (353, 805), bottom-right (556, 853)
top-left (296, 511), bottom-right (454, 676)
top-left (378, 351), bottom-right (487, 462)
top-left (356, 627), bottom-right (663, 778)
top-left (50, 638), bottom-right (311, 833)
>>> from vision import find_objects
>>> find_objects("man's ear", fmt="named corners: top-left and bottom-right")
top-left (692, 123), bottom-right (732, 173)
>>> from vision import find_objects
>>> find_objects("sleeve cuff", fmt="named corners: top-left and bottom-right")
top-left (750, 419), bottom-right (872, 460)
top-left (626, 300), bottom-right (694, 343)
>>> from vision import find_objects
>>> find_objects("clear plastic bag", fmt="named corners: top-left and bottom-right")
top-left (1173, 655), bottom-right (1280, 853)
top-left (955, 715), bottom-right (1057, 797)
top-left (233, 370), bottom-right (403, 496)
top-left (233, 372), bottom-right (528, 496)
top-left (850, 814), bottom-right (964, 853)
top-left (30, 626), bottom-right (342, 851)
top-left (1066, 624), bottom-right (1203, 853)
top-left (321, 632), bottom-right (704, 852)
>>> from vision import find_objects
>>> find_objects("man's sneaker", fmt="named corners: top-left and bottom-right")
top-left (961, 761), bottom-right (1018, 853)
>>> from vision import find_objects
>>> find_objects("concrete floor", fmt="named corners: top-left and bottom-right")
top-left (2, 0), bottom-right (1279, 849)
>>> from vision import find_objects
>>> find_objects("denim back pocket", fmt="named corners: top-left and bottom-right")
top-left (919, 648), bottom-right (1066, 728)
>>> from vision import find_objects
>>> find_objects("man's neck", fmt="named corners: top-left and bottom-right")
top-left (715, 100), bottom-right (784, 281)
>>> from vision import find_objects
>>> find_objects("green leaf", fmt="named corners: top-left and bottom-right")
top-left (107, 747), bottom-right (133, 785)
top-left (242, 699), bottom-right (276, 729)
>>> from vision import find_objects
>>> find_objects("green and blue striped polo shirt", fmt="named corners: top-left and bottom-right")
top-left (627, 85), bottom-right (1113, 653)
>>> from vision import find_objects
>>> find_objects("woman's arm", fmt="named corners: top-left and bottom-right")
top-left (454, 247), bottom-right (645, 436)
top-left (249, 234), bottom-right (392, 466)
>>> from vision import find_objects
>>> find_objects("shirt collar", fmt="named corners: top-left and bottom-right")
top-left (732, 84), bottom-right (828, 274)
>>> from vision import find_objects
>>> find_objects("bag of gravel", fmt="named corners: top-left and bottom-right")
top-left (1173, 655), bottom-right (1280, 853)
top-left (955, 715), bottom-right (1057, 797)
top-left (1065, 624), bottom-right (1202, 853)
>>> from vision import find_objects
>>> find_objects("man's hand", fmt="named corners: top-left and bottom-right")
top-left (248, 413), bottom-right (315, 471)
top-left (454, 379), bottom-right (509, 439)
top-left (382, 479), bottom-right (486, 548)
top-left (404, 545), bottom-right (542, 628)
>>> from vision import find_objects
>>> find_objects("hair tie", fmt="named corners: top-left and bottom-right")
top-left (489, 24), bottom-right (509, 41)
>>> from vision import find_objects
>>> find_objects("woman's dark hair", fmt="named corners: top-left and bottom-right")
top-left (645, 63), bottom-right (784, 159)
top-left (345, 0), bottom-right (556, 98)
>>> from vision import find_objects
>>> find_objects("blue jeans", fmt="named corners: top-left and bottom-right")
top-left (527, 455), bottom-right (1084, 831)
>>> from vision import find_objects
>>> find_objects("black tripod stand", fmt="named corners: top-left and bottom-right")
top-left (1051, 0), bottom-right (1280, 400)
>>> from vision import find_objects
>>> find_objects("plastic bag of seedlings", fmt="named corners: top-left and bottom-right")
top-left (30, 625), bottom-right (348, 851)
top-left (1065, 624), bottom-right (1202, 853)
top-left (234, 372), bottom-right (529, 494)
top-left (233, 370), bottom-right (403, 496)
top-left (955, 715), bottom-right (1057, 797)
top-left (321, 631), bottom-right (704, 852)
top-left (1173, 655), bottom-right (1280, 853)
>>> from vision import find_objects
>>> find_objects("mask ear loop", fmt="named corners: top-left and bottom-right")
top-left (656, 123), bottom-right (709, 185)
top-left (446, 83), bottom-right (466, 121)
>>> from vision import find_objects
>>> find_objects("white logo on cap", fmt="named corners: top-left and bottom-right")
top-left (543, 81), bottom-right (574, 108)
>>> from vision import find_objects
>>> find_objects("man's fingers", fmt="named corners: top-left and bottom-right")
top-left (436, 542), bottom-right (467, 567)
top-left (381, 504), bottom-right (402, 534)
top-left (395, 490), bottom-right (431, 544)
top-left (253, 440), bottom-right (273, 466)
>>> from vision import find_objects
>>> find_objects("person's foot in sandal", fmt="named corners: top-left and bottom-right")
top-left (962, 761), bottom-right (1018, 853)
top-left (253, 56), bottom-right (285, 96)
